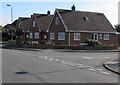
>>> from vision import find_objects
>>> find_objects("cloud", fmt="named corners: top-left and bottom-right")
top-left (80, 1), bottom-right (118, 26)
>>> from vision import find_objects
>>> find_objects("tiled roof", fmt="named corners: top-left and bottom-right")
top-left (21, 18), bottom-right (31, 32)
top-left (57, 9), bottom-right (116, 33)
top-left (36, 14), bottom-right (53, 32)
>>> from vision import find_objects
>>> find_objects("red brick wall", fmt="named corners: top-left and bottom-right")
top-left (48, 12), bottom-right (118, 46)
top-left (49, 12), bottom-right (68, 45)
top-left (29, 16), bottom-right (40, 41)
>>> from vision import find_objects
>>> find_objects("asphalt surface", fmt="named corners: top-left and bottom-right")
top-left (2, 47), bottom-right (119, 83)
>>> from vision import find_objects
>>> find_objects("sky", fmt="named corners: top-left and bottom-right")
top-left (0, 0), bottom-right (119, 27)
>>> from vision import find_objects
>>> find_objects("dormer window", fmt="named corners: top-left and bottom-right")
top-left (33, 21), bottom-right (36, 27)
top-left (56, 17), bottom-right (59, 25)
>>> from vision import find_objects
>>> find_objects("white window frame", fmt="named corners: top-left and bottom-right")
top-left (92, 33), bottom-right (98, 41)
top-left (58, 32), bottom-right (65, 40)
top-left (26, 35), bottom-right (29, 38)
top-left (74, 33), bottom-right (80, 40)
top-left (33, 21), bottom-right (36, 27)
top-left (44, 35), bottom-right (47, 39)
top-left (34, 32), bottom-right (39, 39)
top-left (104, 34), bottom-right (110, 40)
top-left (29, 33), bottom-right (33, 39)
top-left (56, 17), bottom-right (59, 25)
top-left (99, 33), bottom-right (102, 39)
top-left (50, 33), bottom-right (55, 40)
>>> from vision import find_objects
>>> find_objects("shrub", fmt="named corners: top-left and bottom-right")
top-left (39, 40), bottom-right (46, 44)
top-left (22, 41), bottom-right (31, 44)
top-left (84, 39), bottom-right (102, 47)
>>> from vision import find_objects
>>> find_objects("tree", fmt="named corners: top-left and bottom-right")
top-left (0, 25), bottom-right (3, 31)
top-left (115, 24), bottom-right (120, 32)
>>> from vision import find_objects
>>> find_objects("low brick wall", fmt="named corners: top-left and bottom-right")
top-left (22, 44), bottom-right (53, 49)
top-left (14, 43), bottom-right (117, 50)
top-left (53, 45), bottom-right (117, 50)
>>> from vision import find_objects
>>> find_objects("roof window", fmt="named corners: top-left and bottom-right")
top-left (83, 17), bottom-right (89, 21)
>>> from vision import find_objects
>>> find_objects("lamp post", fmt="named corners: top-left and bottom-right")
top-left (7, 4), bottom-right (13, 40)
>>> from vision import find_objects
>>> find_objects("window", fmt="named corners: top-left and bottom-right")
top-left (26, 35), bottom-right (29, 38)
top-left (34, 32), bottom-right (39, 39)
top-left (58, 32), bottom-right (65, 40)
top-left (33, 21), bottom-right (36, 27)
top-left (99, 33), bottom-right (102, 39)
top-left (20, 36), bottom-right (23, 38)
top-left (104, 34), bottom-right (109, 40)
top-left (74, 33), bottom-right (80, 40)
top-left (56, 17), bottom-right (59, 25)
top-left (29, 33), bottom-right (33, 39)
top-left (16, 36), bottom-right (18, 38)
top-left (44, 35), bottom-right (47, 39)
top-left (92, 33), bottom-right (98, 40)
top-left (50, 33), bottom-right (55, 40)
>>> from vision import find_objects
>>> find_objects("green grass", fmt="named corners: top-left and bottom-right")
top-left (0, 41), bottom-right (8, 44)
top-left (118, 46), bottom-right (120, 49)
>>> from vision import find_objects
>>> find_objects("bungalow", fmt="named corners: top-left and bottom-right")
top-left (28, 11), bottom-right (52, 44)
top-left (15, 17), bottom-right (31, 43)
top-left (47, 5), bottom-right (118, 46)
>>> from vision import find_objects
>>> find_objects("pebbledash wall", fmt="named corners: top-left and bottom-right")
top-left (48, 11), bottom-right (118, 46)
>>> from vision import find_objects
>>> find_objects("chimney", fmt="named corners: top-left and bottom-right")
top-left (71, 5), bottom-right (75, 11)
top-left (47, 10), bottom-right (50, 15)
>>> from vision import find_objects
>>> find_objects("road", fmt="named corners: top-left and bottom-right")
top-left (2, 48), bottom-right (119, 83)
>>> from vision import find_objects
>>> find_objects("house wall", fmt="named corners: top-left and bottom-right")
top-left (48, 12), bottom-right (118, 46)
top-left (49, 12), bottom-right (68, 45)
top-left (41, 32), bottom-right (48, 40)
top-left (29, 16), bottom-right (41, 41)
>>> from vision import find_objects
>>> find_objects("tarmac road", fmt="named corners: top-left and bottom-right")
top-left (2, 48), bottom-right (119, 83)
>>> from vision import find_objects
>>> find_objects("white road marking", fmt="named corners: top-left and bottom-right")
top-left (44, 56), bottom-right (48, 58)
top-left (54, 59), bottom-right (60, 62)
top-left (49, 58), bottom-right (53, 61)
top-left (97, 68), bottom-right (103, 71)
top-left (105, 57), bottom-right (110, 59)
top-left (38, 56), bottom-right (43, 58)
top-left (85, 66), bottom-right (91, 68)
top-left (88, 68), bottom-right (96, 71)
top-left (43, 57), bottom-right (47, 59)
top-left (83, 57), bottom-right (92, 59)
top-left (36, 57), bottom-right (111, 75)
top-left (100, 71), bottom-right (110, 74)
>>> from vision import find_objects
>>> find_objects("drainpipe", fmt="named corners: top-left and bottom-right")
top-left (69, 32), bottom-right (71, 46)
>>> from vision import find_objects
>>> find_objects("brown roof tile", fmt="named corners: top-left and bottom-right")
top-left (57, 9), bottom-right (116, 33)
top-left (36, 14), bottom-right (52, 32)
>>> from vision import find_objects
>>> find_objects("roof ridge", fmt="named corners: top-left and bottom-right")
top-left (56, 8), bottom-right (103, 14)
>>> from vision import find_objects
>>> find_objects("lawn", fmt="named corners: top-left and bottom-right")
top-left (0, 41), bottom-right (8, 44)
top-left (118, 46), bottom-right (120, 49)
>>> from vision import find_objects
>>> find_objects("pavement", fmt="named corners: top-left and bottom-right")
top-left (103, 59), bottom-right (120, 75)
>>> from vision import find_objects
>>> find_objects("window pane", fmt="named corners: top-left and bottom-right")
top-left (99, 33), bottom-right (102, 39)
top-left (50, 33), bottom-right (55, 40)
top-left (56, 17), bottom-right (59, 25)
top-left (33, 21), bottom-right (36, 27)
top-left (35, 32), bottom-right (39, 39)
top-left (29, 33), bottom-right (33, 38)
top-left (104, 34), bottom-right (109, 40)
top-left (58, 32), bottom-right (65, 40)
top-left (74, 33), bottom-right (80, 40)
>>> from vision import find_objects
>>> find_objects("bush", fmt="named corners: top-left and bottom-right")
top-left (39, 40), bottom-right (46, 44)
top-left (22, 41), bottom-right (31, 44)
top-left (84, 39), bottom-right (102, 47)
